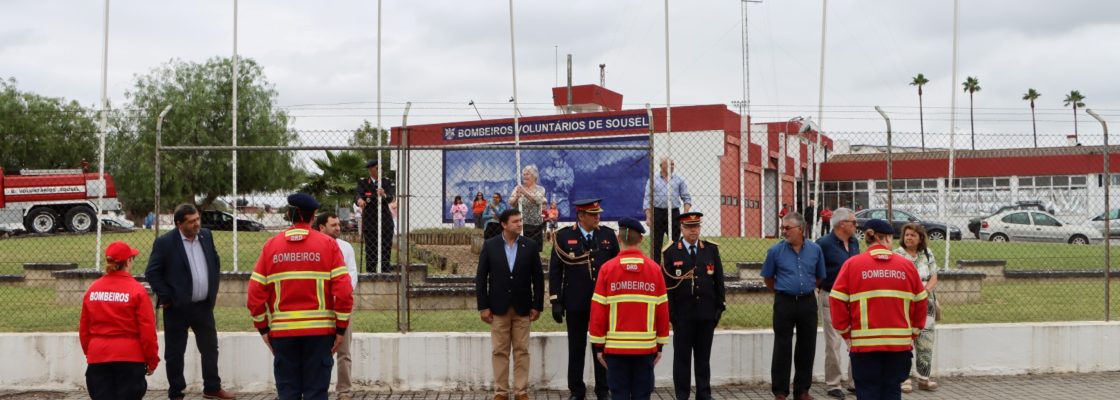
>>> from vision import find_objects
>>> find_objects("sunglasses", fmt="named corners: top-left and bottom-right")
top-left (780, 225), bottom-right (802, 231)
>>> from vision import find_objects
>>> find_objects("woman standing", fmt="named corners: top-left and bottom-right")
top-left (451, 195), bottom-right (469, 228)
top-left (79, 241), bottom-right (160, 400)
top-left (472, 192), bottom-right (488, 229)
top-left (508, 165), bottom-right (547, 248)
top-left (894, 223), bottom-right (940, 393)
top-left (482, 192), bottom-right (511, 239)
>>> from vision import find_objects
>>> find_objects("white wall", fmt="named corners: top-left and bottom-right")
top-left (6, 322), bottom-right (1119, 392)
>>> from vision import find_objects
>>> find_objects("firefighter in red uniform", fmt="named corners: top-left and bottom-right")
top-left (828, 219), bottom-right (928, 400)
top-left (79, 240), bottom-right (159, 400)
top-left (248, 193), bottom-right (354, 400)
top-left (589, 217), bottom-right (670, 400)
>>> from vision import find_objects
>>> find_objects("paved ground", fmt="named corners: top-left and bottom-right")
top-left (3, 372), bottom-right (1118, 399)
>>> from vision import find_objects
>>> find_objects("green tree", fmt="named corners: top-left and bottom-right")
top-left (0, 78), bottom-right (99, 171)
top-left (301, 151), bottom-right (366, 211)
top-left (910, 73), bottom-right (930, 150)
top-left (1063, 90), bottom-right (1086, 142)
top-left (108, 57), bottom-right (302, 215)
top-left (962, 76), bottom-right (981, 150)
top-left (348, 120), bottom-right (395, 182)
top-left (1022, 88), bottom-right (1041, 148)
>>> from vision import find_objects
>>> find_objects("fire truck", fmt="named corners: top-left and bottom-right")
top-left (0, 168), bottom-right (122, 234)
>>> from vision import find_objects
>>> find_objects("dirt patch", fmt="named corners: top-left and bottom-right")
top-left (416, 245), bottom-right (478, 275)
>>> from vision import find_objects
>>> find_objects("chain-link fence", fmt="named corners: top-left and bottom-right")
top-left (1, 108), bottom-right (1116, 332)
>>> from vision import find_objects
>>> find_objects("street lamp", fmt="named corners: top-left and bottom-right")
top-left (469, 100), bottom-right (483, 120)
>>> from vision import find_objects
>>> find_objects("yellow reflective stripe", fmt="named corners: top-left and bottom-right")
top-left (620, 257), bottom-right (644, 264)
top-left (849, 290), bottom-right (916, 302)
top-left (335, 312), bottom-right (351, 321)
top-left (316, 279), bottom-right (326, 311)
top-left (592, 293), bottom-right (608, 305)
top-left (656, 336), bottom-right (670, 345)
top-left (605, 339), bottom-right (657, 349)
top-left (646, 300), bottom-right (655, 333)
top-left (270, 319), bottom-right (336, 331)
top-left (912, 328), bottom-right (922, 335)
top-left (829, 290), bottom-right (850, 302)
top-left (330, 266), bottom-right (349, 278)
top-left (837, 327), bottom-right (851, 334)
top-left (285, 229), bottom-right (310, 237)
top-left (589, 335), bottom-right (606, 344)
top-left (609, 303), bottom-right (618, 335)
top-left (273, 284), bottom-right (282, 311)
top-left (271, 309), bottom-right (336, 320)
top-left (268, 271), bottom-right (331, 282)
top-left (851, 337), bottom-right (914, 347)
top-left (600, 294), bottom-right (666, 304)
top-left (859, 299), bottom-right (868, 331)
top-left (250, 272), bottom-right (267, 284)
top-left (250, 313), bottom-right (267, 322)
top-left (903, 299), bottom-right (912, 331)
top-left (606, 331), bottom-right (656, 340)
top-left (914, 289), bottom-right (928, 302)
top-left (869, 249), bottom-right (893, 257)
top-left (850, 328), bottom-right (916, 338)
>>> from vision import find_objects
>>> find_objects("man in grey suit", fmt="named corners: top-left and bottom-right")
top-left (145, 204), bottom-right (235, 400)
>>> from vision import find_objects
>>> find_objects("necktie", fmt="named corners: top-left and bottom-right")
top-left (585, 234), bottom-right (593, 246)
top-left (689, 245), bottom-right (697, 258)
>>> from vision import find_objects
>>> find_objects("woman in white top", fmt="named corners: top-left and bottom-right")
top-left (508, 165), bottom-right (547, 249)
top-left (894, 223), bottom-right (940, 393)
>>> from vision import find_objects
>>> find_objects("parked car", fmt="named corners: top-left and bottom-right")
top-left (967, 200), bottom-right (1054, 238)
top-left (980, 210), bottom-right (1102, 244)
top-left (854, 208), bottom-right (962, 241)
top-left (100, 215), bottom-right (135, 231)
top-left (1083, 209), bottom-right (1120, 237)
top-left (200, 210), bottom-right (266, 231)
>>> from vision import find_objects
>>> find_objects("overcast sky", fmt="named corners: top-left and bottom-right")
top-left (3, 0), bottom-right (1118, 149)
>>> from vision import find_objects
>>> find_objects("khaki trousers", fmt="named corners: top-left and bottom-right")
top-left (818, 290), bottom-right (854, 390)
top-left (491, 306), bottom-right (532, 397)
top-left (335, 323), bottom-right (354, 394)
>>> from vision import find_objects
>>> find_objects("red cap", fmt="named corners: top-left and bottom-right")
top-left (105, 241), bottom-right (140, 263)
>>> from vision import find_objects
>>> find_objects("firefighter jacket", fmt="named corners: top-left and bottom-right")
top-left (589, 248), bottom-right (671, 355)
top-left (79, 270), bottom-right (160, 371)
top-left (661, 239), bottom-right (726, 322)
top-left (828, 243), bottom-right (928, 353)
top-left (247, 223), bottom-right (354, 338)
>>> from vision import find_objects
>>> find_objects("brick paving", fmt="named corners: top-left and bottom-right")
top-left (3, 372), bottom-right (1119, 399)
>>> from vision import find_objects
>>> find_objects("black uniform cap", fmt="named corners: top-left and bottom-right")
top-left (617, 217), bottom-right (646, 234)
top-left (366, 159), bottom-right (379, 168)
top-left (287, 193), bottom-right (320, 211)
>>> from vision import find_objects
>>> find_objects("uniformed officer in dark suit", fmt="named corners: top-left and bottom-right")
top-left (355, 159), bottom-right (395, 273)
top-left (661, 212), bottom-right (726, 400)
top-left (550, 199), bottom-right (619, 400)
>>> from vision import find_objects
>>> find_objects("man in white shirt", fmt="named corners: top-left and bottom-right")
top-left (314, 212), bottom-right (359, 400)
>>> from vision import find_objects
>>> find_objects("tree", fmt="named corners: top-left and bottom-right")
top-left (301, 120), bottom-right (396, 212)
top-left (348, 120), bottom-right (395, 182)
top-left (0, 78), bottom-right (99, 171)
top-left (962, 76), bottom-right (981, 150)
top-left (108, 57), bottom-right (302, 216)
top-left (1063, 90), bottom-right (1086, 143)
top-left (1022, 88), bottom-right (1041, 148)
top-left (910, 73), bottom-right (930, 150)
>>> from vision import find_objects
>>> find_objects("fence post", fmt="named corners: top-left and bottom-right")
top-left (397, 102), bottom-right (412, 333)
top-left (155, 104), bottom-right (172, 238)
top-left (875, 106), bottom-right (893, 218)
top-left (1087, 108), bottom-right (1110, 321)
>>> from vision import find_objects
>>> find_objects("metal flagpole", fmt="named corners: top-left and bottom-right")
top-left (376, 0), bottom-right (384, 273)
top-left (231, 0), bottom-right (239, 272)
top-left (664, 0), bottom-right (673, 240)
top-left (509, 0), bottom-right (522, 188)
top-left (95, 0), bottom-right (110, 271)
top-left (811, 0), bottom-right (828, 240)
top-left (943, 0), bottom-right (960, 271)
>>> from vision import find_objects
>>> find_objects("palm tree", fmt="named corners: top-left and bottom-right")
top-left (962, 76), bottom-right (981, 150)
top-left (1064, 90), bottom-right (1086, 143)
top-left (1022, 88), bottom-right (1041, 148)
top-left (910, 73), bottom-right (930, 150)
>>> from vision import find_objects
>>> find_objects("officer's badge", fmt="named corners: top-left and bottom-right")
top-left (675, 268), bottom-right (682, 276)
top-left (567, 239), bottom-right (578, 245)
top-left (706, 264), bottom-right (715, 275)
top-left (673, 261), bottom-right (683, 266)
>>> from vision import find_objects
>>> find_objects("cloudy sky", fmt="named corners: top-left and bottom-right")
top-left (3, 0), bottom-right (1118, 149)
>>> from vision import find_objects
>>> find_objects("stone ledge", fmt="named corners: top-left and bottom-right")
top-left (427, 275), bottom-right (475, 284)
top-left (736, 262), bottom-right (764, 282)
top-left (1004, 269), bottom-right (1120, 279)
top-left (0, 275), bottom-right (25, 284)
top-left (956, 259), bottom-right (1006, 282)
top-left (23, 263), bottom-right (79, 271)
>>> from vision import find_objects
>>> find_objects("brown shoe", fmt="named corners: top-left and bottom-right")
top-left (774, 396), bottom-right (787, 400)
top-left (203, 389), bottom-right (237, 400)
top-left (514, 394), bottom-right (529, 400)
top-left (918, 378), bottom-right (939, 391)
top-left (494, 394), bottom-right (509, 400)
top-left (794, 394), bottom-right (815, 400)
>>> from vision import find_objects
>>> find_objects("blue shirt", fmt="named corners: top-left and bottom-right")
top-left (816, 233), bottom-right (861, 291)
top-left (504, 237), bottom-right (518, 273)
top-left (482, 201), bottom-right (510, 223)
top-left (761, 240), bottom-right (826, 296)
top-left (642, 174), bottom-right (692, 209)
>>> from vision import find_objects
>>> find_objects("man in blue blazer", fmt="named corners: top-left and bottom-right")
top-left (145, 204), bottom-right (234, 400)
top-left (476, 209), bottom-right (545, 400)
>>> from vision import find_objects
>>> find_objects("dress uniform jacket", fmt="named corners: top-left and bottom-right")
top-left (549, 225), bottom-right (620, 312)
top-left (247, 224), bottom-right (354, 337)
top-left (79, 270), bottom-right (160, 371)
top-left (661, 239), bottom-right (726, 322)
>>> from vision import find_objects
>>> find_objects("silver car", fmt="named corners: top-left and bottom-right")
top-left (980, 210), bottom-right (1103, 244)
top-left (1084, 209), bottom-right (1120, 237)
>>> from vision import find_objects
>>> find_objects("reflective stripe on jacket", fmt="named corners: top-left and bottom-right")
top-left (589, 249), bottom-right (670, 355)
top-left (828, 244), bottom-right (928, 353)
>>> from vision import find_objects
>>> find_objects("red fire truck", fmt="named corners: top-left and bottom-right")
top-left (0, 168), bottom-right (121, 234)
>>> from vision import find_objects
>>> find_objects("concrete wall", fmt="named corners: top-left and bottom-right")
top-left (4, 322), bottom-right (1119, 392)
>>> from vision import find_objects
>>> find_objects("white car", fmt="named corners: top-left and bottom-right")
top-left (980, 210), bottom-right (1103, 244)
top-left (1084, 209), bottom-right (1120, 237)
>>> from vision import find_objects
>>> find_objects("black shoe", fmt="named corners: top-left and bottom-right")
top-left (846, 387), bottom-right (856, 393)
top-left (826, 388), bottom-right (846, 399)
top-left (567, 396), bottom-right (582, 400)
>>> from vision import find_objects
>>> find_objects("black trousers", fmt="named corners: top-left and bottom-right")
top-left (850, 351), bottom-right (912, 400)
top-left (771, 293), bottom-right (818, 397)
top-left (272, 334), bottom-right (335, 400)
top-left (650, 207), bottom-right (681, 265)
top-left (86, 361), bottom-right (147, 400)
top-left (566, 309), bottom-right (609, 399)
top-left (672, 319), bottom-right (716, 400)
top-left (362, 210), bottom-right (394, 273)
top-left (605, 353), bottom-right (656, 400)
top-left (523, 223), bottom-right (544, 252)
top-left (163, 301), bottom-right (221, 397)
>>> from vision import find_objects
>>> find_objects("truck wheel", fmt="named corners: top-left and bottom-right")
top-left (65, 206), bottom-right (96, 233)
top-left (24, 208), bottom-right (59, 234)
